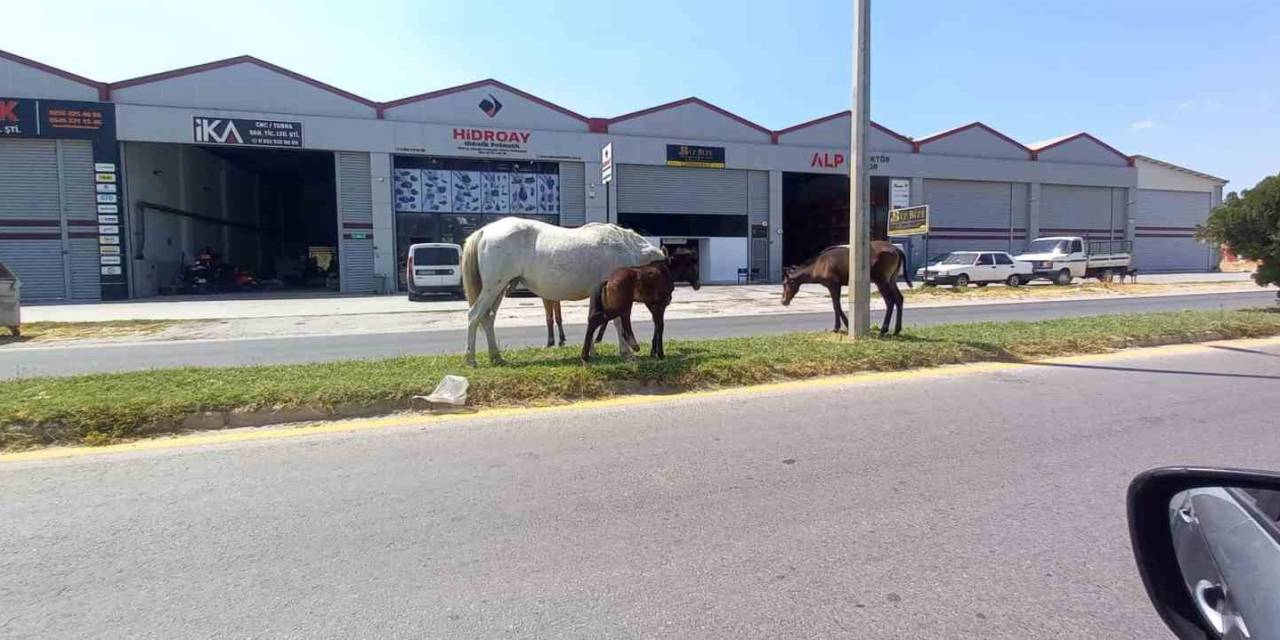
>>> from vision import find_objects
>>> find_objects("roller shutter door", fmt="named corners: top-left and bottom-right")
top-left (748, 170), bottom-right (769, 280)
top-left (1134, 189), bottom-right (1214, 272)
top-left (59, 140), bottom-right (101, 301)
top-left (1040, 184), bottom-right (1118, 238)
top-left (617, 164), bottom-right (747, 215)
top-left (559, 162), bottom-right (586, 227)
top-left (336, 151), bottom-right (377, 293)
top-left (922, 179), bottom-right (1017, 256)
top-left (0, 139), bottom-right (67, 300)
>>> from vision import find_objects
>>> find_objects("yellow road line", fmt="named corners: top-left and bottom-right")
top-left (5, 336), bottom-right (1278, 464)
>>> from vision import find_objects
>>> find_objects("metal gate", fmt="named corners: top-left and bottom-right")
top-left (922, 179), bottom-right (1017, 254)
top-left (748, 170), bottom-right (769, 281)
top-left (0, 138), bottom-right (101, 301)
top-left (1134, 189), bottom-right (1214, 272)
top-left (336, 151), bottom-right (377, 293)
top-left (1040, 184), bottom-right (1120, 239)
top-left (559, 162), bottom-right (586, 227)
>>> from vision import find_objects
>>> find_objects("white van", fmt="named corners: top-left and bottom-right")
top-left (406, 243), bottom-right (463, 301)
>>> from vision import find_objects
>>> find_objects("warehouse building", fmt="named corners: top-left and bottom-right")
top-left (0, 49), bottom-right (1228, 302)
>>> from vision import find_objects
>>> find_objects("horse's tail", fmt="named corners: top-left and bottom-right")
top-left (589, 281), bottom-right (605, 319)
top-left (462, 229), bottom-right (483, 305)
top-left (896, 246), bottom-right (913, 289)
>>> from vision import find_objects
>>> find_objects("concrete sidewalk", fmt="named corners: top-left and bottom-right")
top-left (22, 271), bottom-right (1258, 323)
top-left (5, 272), bottom-right (1263, 346)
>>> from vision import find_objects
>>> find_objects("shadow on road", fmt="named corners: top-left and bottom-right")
top-left (1026, 361), bottom-right (1280, 382)
top-left (1206, 344), bottom-right (1280, 359)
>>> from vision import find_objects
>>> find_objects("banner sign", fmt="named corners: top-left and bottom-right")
top-left (1, 97), bottom-right (126, 299)
top-left (888, 204), bottom-right (929, 236)
top-left (451, 127), bottom-right (531, 157)
top-left (193, 117), bottom-right (303, 148)
top-left (666, 144), bottom-right (725, 168)
top-left (890, 179), bottom-right (911, 209)
top-left (600, 143), bottom-right (613, 184)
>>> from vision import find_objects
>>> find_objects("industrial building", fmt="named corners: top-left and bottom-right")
top-left (0, 49), bottom-right (1227, 302)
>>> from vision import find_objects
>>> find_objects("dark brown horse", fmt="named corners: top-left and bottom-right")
top-left (582, 251), bottom-right (701, 361)
top-left (541, 300), bottom-right (565, 347)
top-left (781, 242), bottom-right (913, 335)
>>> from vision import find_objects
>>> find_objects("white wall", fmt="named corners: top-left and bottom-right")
top-left (609, 102), bottom-right (772, 144)
top-left (111, 62), bottom-right (377, 119)
top-left (1036, 137), bottom-right (1128, 166)
top-left (776, 115), bottom-right (914, 153)
top-left (1135, 158), bottom-right (1225, 193)
top-left (706, 237), bottom-right (749, 283)
top-left (383, 84), bottom-right (588, 132)
top-left (0, 56), bottom-right (99, 101)
top-left (918, 126), bottom-right (1031, 160)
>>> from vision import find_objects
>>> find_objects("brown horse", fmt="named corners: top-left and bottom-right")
top-left (781, 242), bottom-right (913, 335)
top-left (541, 300), bottom-right (565, 347)
top-left (582, 251), bottom-right (700, 361)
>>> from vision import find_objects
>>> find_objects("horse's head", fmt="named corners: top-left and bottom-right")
top-left (668, 250), bottom-right (701, 290)
top-left (781, 266), bottom-right (807, 306)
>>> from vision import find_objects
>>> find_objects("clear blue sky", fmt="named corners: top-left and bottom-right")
top-left (3, 0), bottom-right (1275, 189)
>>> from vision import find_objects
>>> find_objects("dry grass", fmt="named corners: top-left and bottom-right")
top-left (2, 308), bottom-right (1278, 451)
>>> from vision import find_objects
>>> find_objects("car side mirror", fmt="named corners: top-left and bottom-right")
top-left (1128, 467), bottom-right (1280, 639)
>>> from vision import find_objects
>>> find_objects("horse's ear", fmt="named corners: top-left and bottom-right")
top-left (661, 246), bottom-right (669, 257)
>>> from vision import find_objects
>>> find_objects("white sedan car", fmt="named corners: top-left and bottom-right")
top-left (917, 251), bottom-right (1033, 287)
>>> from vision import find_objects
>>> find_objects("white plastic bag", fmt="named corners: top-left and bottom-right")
top-left (416, 375), bottom-right (469, 406)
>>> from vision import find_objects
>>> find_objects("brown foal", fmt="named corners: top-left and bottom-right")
top-left (582, 251), bottom-right (701, 361)
top-left (780, 242), bottom-right (913, 335)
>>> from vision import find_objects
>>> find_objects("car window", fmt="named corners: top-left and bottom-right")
top-left (1071, 240), bottom-right (1083, 253)
top-left (976, 254), bottom-right (994, 265)
top-left (995, 254), bottom-right (1013, 265)
top-left (413, 247), bottom-right (460, 265)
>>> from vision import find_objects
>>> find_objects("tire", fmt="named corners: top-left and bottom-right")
top-left (1101, 269), bottom-right (1115, 283)
top-left (407, 293), bottom-right (425, 302)
top-left (954, 274), bottom-right (970, 288)
top-left (1006, 274), bottom-right (1022, 287)
top-left (1054, 269), bottom-right (1073, 286)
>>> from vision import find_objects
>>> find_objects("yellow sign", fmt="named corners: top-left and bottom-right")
top-left (888, 204), bottom-right (929, 236)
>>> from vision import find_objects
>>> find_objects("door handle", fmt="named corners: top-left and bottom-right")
top-left (1193, 580), bottom-right (1226, 634)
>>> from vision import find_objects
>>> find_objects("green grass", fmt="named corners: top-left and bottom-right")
top-left (3, 309), bottom-right (1278, 450)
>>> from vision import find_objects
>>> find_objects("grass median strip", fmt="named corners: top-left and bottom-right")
top-left (2, 308), bottom-right (1278, 451)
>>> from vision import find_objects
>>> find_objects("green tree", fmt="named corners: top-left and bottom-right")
top-left (1197, 174), bottom-right (1280, 288)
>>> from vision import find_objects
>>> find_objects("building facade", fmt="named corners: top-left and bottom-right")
top-left (0, 50), bottom-right (1229, 301)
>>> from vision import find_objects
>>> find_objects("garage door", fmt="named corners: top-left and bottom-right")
top-left (0, 138), bottom-right (101, 301)
top-left (1134, 189), bottom-right (1214, 272)
top-left (922, 179), bottom-right (1020, 256)
top-left (336, 151), bottom-right (377, 293)
top-left (616, 164), bottom-right (749, 237)
top-left (559, 162), bottom-right (586, 227)
top-left (1040, 184), bottom-right (1121, 238)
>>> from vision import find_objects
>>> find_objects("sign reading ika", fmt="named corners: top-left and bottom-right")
top-left (810, 152), bottom-right (845, 169)
top-left (452, 127), bottom-right (532, 156)
top-left (193, 117), bottom-right (303, 147)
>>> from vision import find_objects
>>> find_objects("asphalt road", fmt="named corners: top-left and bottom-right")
top-left (0, 290), bottom-right (1273, 379)
top-left (4, 339), bottom-right (1278, 638)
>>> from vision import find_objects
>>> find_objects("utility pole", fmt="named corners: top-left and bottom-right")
top-left (848, 0), bottom-right (872, 337)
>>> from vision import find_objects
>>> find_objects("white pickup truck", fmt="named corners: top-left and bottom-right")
top-left (1014, 236), bottom-right (1134, 285)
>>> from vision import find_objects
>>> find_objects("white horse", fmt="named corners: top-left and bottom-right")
top-left (461, 218), bottom-right (666, 366)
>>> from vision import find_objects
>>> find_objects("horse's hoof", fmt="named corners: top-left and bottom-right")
top-left (465, 356), bottom-right (478, 367)
top-left (491, 356), bottom-right (507, 366)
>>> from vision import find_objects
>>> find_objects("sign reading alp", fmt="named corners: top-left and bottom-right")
top-left (888, 204), bottom-right (929, 236)
top-left (600, 143), bottom-right (613, 184)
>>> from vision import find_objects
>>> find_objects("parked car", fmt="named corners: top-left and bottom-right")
top-left (1128, 466), bottom-right (1280, 639)
top-left (0, 261), bottom-right (19, 336)
top-left (1015, 236), bottom-right (1133, 285)
top-left (405, 243), bottom-right (463, 301)
top-left (919, 251), bottom-right (1032, 287)
top-left (914, 253), bottom-right (955, 282)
